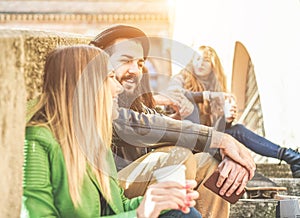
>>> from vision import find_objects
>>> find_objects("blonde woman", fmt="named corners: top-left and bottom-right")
top-left (170, 45), bottom-right (300, 178)
top-left (22, 45), bottom-right (201, 217)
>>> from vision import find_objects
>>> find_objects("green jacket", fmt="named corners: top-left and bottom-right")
top-left (22, 126), bottom-right (143, 218)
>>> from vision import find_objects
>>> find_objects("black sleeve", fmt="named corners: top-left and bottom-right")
top-left (113, 107), bottom-right (212, 153)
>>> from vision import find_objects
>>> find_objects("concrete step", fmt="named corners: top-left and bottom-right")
top-left (229, 184), bottom-right (289, 217)
top-left (256, 163), bottom-right (292, 178)
top-left (270, 178), bottom-right (300, 196)
top-left (255, 163), bottom-right (300, 196)
top-left (230, 199), bottom-right (278, 218)
top-left (230, 198), bottom-right (300, 218)
top-left (229, 164), bottom-right (300, 217)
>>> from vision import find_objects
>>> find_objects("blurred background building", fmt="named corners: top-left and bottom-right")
top-left (1, 0), bottom-right (299, 163)
top-left (0, 0), bottom-right (175, 92)
top-left (0, 0), bottom-right (174, 36)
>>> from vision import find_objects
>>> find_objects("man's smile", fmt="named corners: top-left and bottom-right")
top-left (120, 74), bottom-right (139, 88)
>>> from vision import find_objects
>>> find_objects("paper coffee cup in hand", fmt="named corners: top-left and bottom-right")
top-left (224, 99), bottom-right (232, 118)
top-left (153, 165), bottom-right (186, 194)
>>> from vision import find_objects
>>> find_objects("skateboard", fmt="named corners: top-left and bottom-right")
top-left (244, 172), bottom-right (287, 199)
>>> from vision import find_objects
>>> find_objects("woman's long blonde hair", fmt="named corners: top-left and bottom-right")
top-left (179, 45), bottom-right (227, 126)
top-left (28, 45), bottom-right (114, 206)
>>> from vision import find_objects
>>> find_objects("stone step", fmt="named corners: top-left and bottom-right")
top-left (255, 163), bottom-right (300, 196)
top-left (230, 198), bottom-right (300, 218)
top-left (229, 177), bottom-right (300, 217)
top-left (253, 163), bottom-right (300, 196)
top-left (256, 163), bottom-right (292, 178)
top-left (230, 199), bottom-right (278, 218)
top-left (270, 178), bottom-right (300, 196)
top-left (229, 163), bottom-right (300, 217)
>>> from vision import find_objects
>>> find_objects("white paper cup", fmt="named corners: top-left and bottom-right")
top-left (224, 99), bottom-right (232, 118)
top-left (153, 164), bottom-right (186, 194)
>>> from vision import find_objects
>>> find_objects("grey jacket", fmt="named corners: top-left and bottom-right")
top-left (112, 107), bottom-right (213, 171)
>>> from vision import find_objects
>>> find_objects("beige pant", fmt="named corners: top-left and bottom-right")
top-left (118, 146), bottom-right (229, 218)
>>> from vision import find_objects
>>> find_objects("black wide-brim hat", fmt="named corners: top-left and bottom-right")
top-left (90, 24), bottom-right (150, 58)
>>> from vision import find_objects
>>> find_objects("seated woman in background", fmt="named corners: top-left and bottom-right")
top-left (167, 45), bottom-right (300, 178)
top-left (22, 45), bottom-right (201, 218)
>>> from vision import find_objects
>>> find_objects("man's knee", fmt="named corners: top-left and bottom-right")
top-left (154, 146), bottom-right (197, 180)
top-left (194, 153), bottom-right (219, 182)
top-left (118, 146), bottom-right (197, 197)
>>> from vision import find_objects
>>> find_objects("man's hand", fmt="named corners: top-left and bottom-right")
top-left (216, 157), bottom-right (250, 197)
top-left (210, 131), bottom-right (256, 179)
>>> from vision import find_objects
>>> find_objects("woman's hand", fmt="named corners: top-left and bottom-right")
top-left (136, 180), bottom-right (199, 218)
top-left (154, 89), bottom-right (194, 119)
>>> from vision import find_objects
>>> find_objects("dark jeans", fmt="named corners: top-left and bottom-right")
top-left (159, 208), bottom-right (202, 218)
top-left (186, 105), bottom-right (280, 159)
top-left (225, 124), bottom-right (280, 158)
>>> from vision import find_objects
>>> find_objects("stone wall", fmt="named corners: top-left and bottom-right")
top-left (0, 29), bottom-right (90, 218)
top-left (21, 30), bottom-right (91, 100)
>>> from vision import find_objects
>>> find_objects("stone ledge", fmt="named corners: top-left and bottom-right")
top-left (230, 199), bottom-right (278, 218)
top-left (256, 163), bottom-right (292, 178)
top-left (0, 29), bottom-right (91, 100)
top-left (271, 178), bottom-right (300, 196)
top-left (229, 177), bottom-right (300, 217)
top-left (0, 29), bottom-right (91, 217)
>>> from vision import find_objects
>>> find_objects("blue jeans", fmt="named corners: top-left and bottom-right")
top-left (159, 208), bottom-right (202, 218)
top-left (186, 105), bottom-right (280, 159)
top-left (225, 124), bottom-right (280, 158)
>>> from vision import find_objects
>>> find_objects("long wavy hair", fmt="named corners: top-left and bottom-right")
top-left (27, 45), bottom-right (114, 206)
top-left (179, 45), bottom-right (227, 126)
top-left (132, 66), bottom-right (156, 112)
